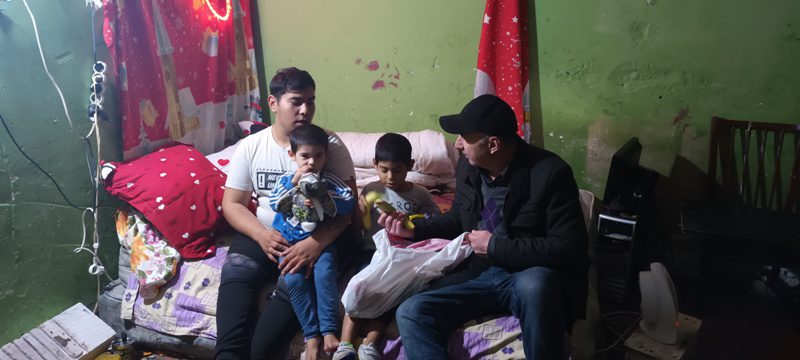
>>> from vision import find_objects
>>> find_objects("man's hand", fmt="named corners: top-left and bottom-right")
top-left (279, 237), bottom-right (323, 278)
top-left (254, 228), bottom-right (291, 263)
top-left (377, 211), bottom-right (414, 239)
top-left (465, 230), bottom-right (492, 256)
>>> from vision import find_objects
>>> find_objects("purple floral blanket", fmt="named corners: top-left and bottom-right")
top-left (121, 244), bottom-right (228, 339)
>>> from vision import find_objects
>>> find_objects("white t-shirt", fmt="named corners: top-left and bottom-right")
top-left (225, 127), bottom-right (356, 228)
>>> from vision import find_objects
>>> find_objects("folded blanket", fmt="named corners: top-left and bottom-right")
top-left (115, 210), bottom-right (180, 300)
top-left (121, 242), bottom-right (229, 339)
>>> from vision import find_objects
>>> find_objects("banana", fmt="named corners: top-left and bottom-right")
top-left (362, 191), bottom-right (416, 230)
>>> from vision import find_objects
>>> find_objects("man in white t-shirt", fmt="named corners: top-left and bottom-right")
top-left (216, 67), bottom-right (358, 360)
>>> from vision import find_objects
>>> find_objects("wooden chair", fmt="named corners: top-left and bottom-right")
top-left (707, 116), bottom-right (800, 213)
top-left (681, 116), bottom-right (800, 266)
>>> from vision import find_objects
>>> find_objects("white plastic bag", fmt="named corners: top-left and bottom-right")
top-left (341, 230), bottom-right (473, 319)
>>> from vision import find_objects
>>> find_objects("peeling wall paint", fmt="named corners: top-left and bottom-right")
top-left (255, 3), bottom-right (800, 227)
top-left (12, 0), bottom-right (799, 347)
top-left (259, 0), bottom-right (799, 200)
top-left (537, 0), bottom-right (800, 195)
top-left (259, 1), bottom-right (484, 134)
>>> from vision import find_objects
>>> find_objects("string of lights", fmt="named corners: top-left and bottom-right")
top-left (205, 0), bottom-right (231, 21)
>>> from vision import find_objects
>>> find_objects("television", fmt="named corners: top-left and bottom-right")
top-left (602, 137), bottom-right (659, 216)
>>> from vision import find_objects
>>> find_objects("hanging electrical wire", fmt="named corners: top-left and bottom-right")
top-left (8, 1), bottom-right (114, 302)
top-left (0, 112), bottom-right (86, 211)
top-left (20, 0), bottom-right (74, 130)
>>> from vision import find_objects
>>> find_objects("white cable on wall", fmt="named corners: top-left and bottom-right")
top-left (85, 0), bottom-right (103, 10)
top-left (75, 59), bottom-right (110, 283)
top-left (21, 0), bottom-right (74, 130)
top-left (18, 1), bottom-right (112, 295)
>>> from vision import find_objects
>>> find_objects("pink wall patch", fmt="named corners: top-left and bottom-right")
top-left (366, 60), bottom-right (380, 71)
top-left (355, 57), bottom-right (400, 90)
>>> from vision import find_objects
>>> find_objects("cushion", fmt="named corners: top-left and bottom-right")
top-left (237, 120), bottom-right (269, 136)
top-left (101, 143), bottom-right (227, 259)
top-left (337, 130), bottom-right (457, 177)
top-left (205, 141), bottom-right (240, 175)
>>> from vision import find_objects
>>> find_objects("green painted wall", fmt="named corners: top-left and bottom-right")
top-left (0, 1), bottom-right (120, 345)
top-left (536, 0), bottom-right (800, 195)
top-left (259, 0), bottom-right (800, 196)
top-left (0, 0), bottom-right (798, 347)
top-left (259, 1), bottom-right (485, 135)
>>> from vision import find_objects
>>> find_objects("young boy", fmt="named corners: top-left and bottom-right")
top-left (268, 124), bottom-right (355, 360)
top-left (334, 133), bottom-right (441, 360)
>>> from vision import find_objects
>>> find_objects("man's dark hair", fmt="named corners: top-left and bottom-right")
top-left (270, 67), bottom-right (316, 100)
top-left (290, 124), bottom-right (329, 153)
top-left (375, 133), bottom-right (413, 166)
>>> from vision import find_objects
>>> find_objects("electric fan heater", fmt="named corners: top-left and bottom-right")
top-left (638, 262), bottom-right (679, 344)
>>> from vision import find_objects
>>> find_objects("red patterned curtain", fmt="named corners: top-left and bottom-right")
top-left (474, 0), bottom-right (530, 142)
top-left (103, 0), bottom-right (260, 159)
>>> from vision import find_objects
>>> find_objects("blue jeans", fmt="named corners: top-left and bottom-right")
top-left (282, 244), bottom-right (339, 339)
top-left (396, 266), bottom-right (568, 360)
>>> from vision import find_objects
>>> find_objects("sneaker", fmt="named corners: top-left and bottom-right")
top-left (357, 343), bottom-right (381, 360)
top-left (301, 349), bottom-right (333, 360)
top-left (332, 342), bottom-right (356, 360)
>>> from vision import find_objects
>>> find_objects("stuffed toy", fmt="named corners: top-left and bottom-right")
top-left (275, 173), bottom-right (337, 233)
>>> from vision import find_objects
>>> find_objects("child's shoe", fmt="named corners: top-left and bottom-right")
top-left (357, 342), bottom-right (381, 360)
top-left (301, 349), bottom-right (333, 360)
top-left (331, 342), bottom-right (356, 360)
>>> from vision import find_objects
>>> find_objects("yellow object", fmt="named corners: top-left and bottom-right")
top-left (408, 214), bottom-right (425, 221)
top-left (362, 191), bottom-right (416, 230)
top-left (94, 352), bottom-right (121, 360)
top-left (373, 199), bottom-right (397, 214)
top-left (361, 192), bottom-right (379, 230)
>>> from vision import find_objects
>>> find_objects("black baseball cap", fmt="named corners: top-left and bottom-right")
top-left (439, 94), bottom-right (518, 137)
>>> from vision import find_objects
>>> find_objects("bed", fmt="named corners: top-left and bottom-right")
top-left (96, 129), bottom-right (599, 360)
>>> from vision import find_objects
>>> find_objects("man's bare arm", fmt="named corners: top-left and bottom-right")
top-left (222, 187), bottom-right (289, 262)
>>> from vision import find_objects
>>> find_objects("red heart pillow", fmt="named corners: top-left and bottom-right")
top-left (101, 143), bottom-right (227, 259)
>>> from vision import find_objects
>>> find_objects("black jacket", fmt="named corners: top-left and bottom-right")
top-left (414, 140), bottom-right (589, 319)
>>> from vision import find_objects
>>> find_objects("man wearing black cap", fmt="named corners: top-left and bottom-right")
top-left (379, 94), bottom-right (589, 360)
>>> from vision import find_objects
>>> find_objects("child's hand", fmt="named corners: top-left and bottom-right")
top-left (304, 198), bottom-right (314, 207)
top-left (291, 165), bottom-right (314, 185)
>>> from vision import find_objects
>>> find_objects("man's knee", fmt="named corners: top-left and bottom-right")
top-left (220, 253), bottom-right (267, 285)
top-left (396, 295), bottom-right (425, 324)
top-left (512, 267), bottom-right (561, 301)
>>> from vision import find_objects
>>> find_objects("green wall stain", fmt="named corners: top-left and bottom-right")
top-left (259, 0), bottom-right (485, 135)
top-left (535, 0), bottom-right (800, 194)
top-left (0, 0), bottom-right (120, 344)
top-left (259, 0), bottom-right (800, 196)
top-left (1, 0), bottom-right (798, 346)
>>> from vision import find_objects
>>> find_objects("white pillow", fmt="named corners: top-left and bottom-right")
top-left (337, 130), bottom-right (456, 177)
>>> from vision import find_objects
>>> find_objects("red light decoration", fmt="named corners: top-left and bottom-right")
top-left (204, 0), bottom-right (231, 21)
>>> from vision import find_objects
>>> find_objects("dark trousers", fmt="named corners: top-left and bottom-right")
top-left (215, 233), bottom-right (298, 360)
top-left (215, 232), bottom-right (358, 360)
top-left (396, 265), bottom-right (571, 360)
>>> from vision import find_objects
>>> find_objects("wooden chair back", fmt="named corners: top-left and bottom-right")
top-left (708, 116), bottom-right (800, 213)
